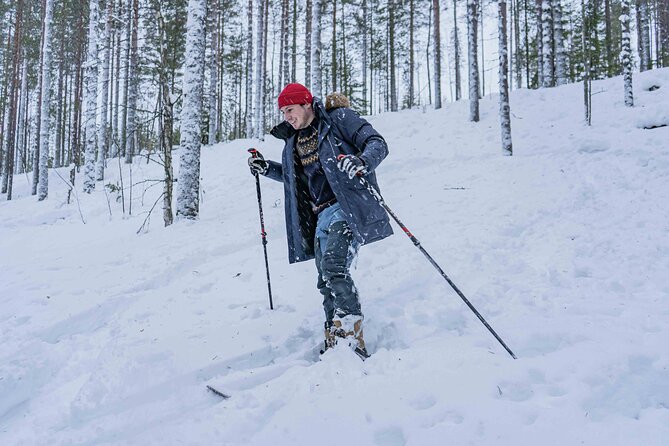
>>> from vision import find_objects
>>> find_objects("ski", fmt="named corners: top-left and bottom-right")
top-left (206, 385), bottom-right (231, 399)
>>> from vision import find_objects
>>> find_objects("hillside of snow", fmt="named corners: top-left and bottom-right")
top-left (2, 69), bottom-right (669, 445)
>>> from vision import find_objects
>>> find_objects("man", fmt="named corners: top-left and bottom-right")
top-left (247, 83), bottom-right (392, 358)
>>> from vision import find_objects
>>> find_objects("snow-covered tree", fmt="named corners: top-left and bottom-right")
top-left (467, 0), bottom-right (480, 122)
top-left (96, 0), bottom-right (112, 181)
top-left (253, 0), bottom-right (266, 139)
top-left (176, 0), bottom-right (206, 219)
top-left (125, 0), bottom-right (139, 165)
top-left (620, 0), bottom-right (633, 106)
top-left (311, 0), bottom-right (322, 99)
top-left (541, 0), bottom-right (554, 87)
top-left (499, 0), bottom-right (513, 155)
top-left (38, 0), bottom-right (55, 200)
top-left (433, 0), bottom-right (442, 109)
top-left (554, 0), bottom-right (567, 85)
top-left (83, 0), bottom-right (99, 194)
top-left (637, 0), bottom-right (651, 71)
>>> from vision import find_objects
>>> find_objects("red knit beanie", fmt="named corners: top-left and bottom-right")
top-left (278, 83), bottom-right (313, 109)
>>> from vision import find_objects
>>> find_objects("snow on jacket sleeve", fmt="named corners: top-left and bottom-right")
top-left (330, 108), bottom-right (388, 173)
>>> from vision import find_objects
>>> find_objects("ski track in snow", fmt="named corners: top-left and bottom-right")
top-left (1, 69), bottom-right (669, 445)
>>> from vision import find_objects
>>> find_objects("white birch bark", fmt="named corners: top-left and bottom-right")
top-left (83, 0), bottom-right (98, 193)
top-left (541, 0), bottom-right (554, 87)
top-left (245, 0), bottom-right (254, 137)
top-left (96, 0), bottom-right (112, 181)
top-left (38, 0), bottom-right (55, 200)
top-left (620, 0), bottom-right (634, 106)
top-left (467, 0), bottom-right (480, 122)
top-left (310, 0), bottom-right (322, 99)
top-left (176, 0), bottom-right (206, 219)
top-left (554, 0), bottom-right (567, 85)
top-left (253, 0), bottom-right (266, 139)
top-left (499, 0), bottom-right (513, 155)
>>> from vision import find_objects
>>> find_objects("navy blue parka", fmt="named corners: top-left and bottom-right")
top-left (265, 98), bottom-right (393, 264)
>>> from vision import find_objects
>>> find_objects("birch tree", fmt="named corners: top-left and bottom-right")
top-left (467, 0), bottom-right (480, 121)
top-left (620, 0), bottom-right (633, 106)
top-left (38, 0), bottom-right (55, 200)
top-left (83, 0), bottom-right (98, 193)
top-left (541, 0), bottom-right (554, 87)
top-left (499, 0), bottom-right (513, 155)
top-left (176, 0), bottom-right (206, 219)
top-left (253, 0), bottom-right (266, 138)
top-left (554, 0), bottom-right (567, 85)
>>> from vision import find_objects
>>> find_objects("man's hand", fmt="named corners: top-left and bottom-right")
top-left (336, 155), bottom-right (367, 179)
top-left (248, 151), bottom-right (269, 175)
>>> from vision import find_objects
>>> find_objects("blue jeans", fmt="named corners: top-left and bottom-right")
top-left (314, 203), bottom-right (362, 323)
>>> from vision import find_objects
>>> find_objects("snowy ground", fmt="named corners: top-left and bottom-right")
top-left (2, 69), bottom-right (669, 445)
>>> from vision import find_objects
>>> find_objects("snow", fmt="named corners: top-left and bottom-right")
top-left (2, 69), bottom-right (669, 445)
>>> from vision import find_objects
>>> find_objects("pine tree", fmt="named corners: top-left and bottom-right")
top-left (433, 0), bottom-right (442, 109)
top-left (176, 0), bottom-right (206, 219)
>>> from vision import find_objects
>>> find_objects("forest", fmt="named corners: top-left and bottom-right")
top-left (0, 0), bottom-right (667, 217)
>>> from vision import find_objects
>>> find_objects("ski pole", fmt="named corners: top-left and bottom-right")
top-left (248, 148), bottom-right (274, 310)
top-left (338, 156), bottom-right (516, 359)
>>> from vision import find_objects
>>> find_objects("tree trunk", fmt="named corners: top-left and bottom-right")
top-left (83, 0), bottom-right (98, 193)
top-left (433, 0), bottom-right (442, 109)
top-left (311, 0), bottom-right (322, 98)
top-left (453, 0), bottom-right (462, 100)
top-left (158, 9), bottom-right (174, 226)
top-left (499, 0), bottom-right (513, 155)
top-left (96, 0), bottom-right (112, 182)
top-left (254, 0), bottom-right (267, 138)
top-left (554, 0), bottom-right (567, 85)
top-left (541, 0), bottom-right (554, 87)
top-left (389, 0), bottom-right (397, 112)
top-left (177, 0), bottom-right (206, 219)
top-left (408, 0), bottom-right (415, 108)
top-left (305, 0), bottom-right (312, 87)
top-left (125, 0), bottom-right (139, 164)
top-left (467, 0), bottom-right (479, 121)
top-left (246, 0), bottom-right (254, 137)
top-left (621, 0), bottom-right (634, 106)
top-left (208, 0), bottom-right (219, 144)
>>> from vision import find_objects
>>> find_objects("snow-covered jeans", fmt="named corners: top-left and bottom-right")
top-left (314, 203), bottom-right (362, 324)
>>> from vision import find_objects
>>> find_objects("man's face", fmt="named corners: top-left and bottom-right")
top-left (280, 103), bottom-right (314, 130)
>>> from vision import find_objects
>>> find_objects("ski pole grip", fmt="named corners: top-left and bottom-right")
top-left (336, 154), bottom-right (345, 161)
top-left (248, 148), bottom-right (260, 158)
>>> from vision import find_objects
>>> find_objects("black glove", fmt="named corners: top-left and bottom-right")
top-left (248, 151), bottom-right (269, 175)
top-left (337, 155), bottom-right (367, 179)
